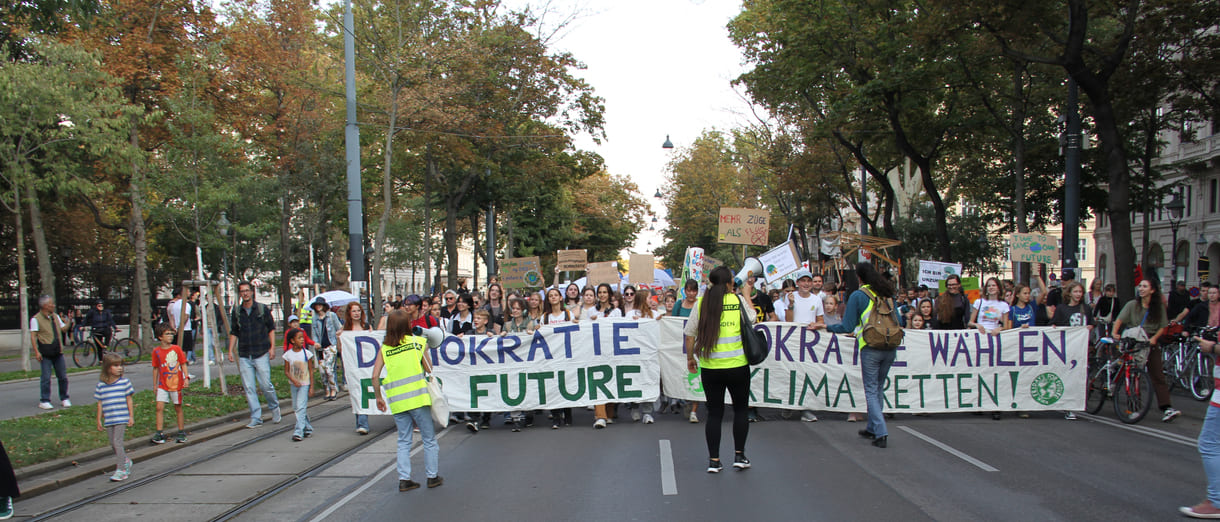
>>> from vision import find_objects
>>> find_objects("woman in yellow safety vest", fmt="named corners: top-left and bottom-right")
top-left (372, 310), bottom-right (443, 492)
top-left (684, 266), bottom-right (755, 474)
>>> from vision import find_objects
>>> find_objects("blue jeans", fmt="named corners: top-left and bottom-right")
top-left (356, 414), bottom-right (369, 430)
top-left (393, 406), bottom-right (439, 480)
top-left (291, 384), bottom-right (313, 437)
top-left (238, 354), bottom-right (279, 424)
top-left (39, 353), bottom-right (69, 402)
top-left (860, 347), bottom-right (897, 438)
top-left (1199, 405), bottom-right (1220, 507)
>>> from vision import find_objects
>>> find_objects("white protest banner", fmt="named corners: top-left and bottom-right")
top-left (758, 241), bottom-right (801, 282)
top-left (658, 317), bottom-right (1086, 412)
top-left (1009, 233), bottom-right (1059, 265)
top-left (918, 260), bottom-right (962, 288)
top-left (341, 321), bottom-right (662, 414)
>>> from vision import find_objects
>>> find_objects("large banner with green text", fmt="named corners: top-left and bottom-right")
top-left (658, 318), bottom-right (1087, 412)
top-left (340, 321), bottom-right (662, 414)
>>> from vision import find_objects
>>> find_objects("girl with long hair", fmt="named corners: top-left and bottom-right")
top-left (595, 284), bottom-right (621, 319)
top-left (827, 262), bottom-right (900, 448)
top-left (482, 283), bottom-right (506, 330)
top-left (541, 288), bottom-right (574, 429)
top-left (934, 274), bottom-right (970, 329)
top-left (341, 302), bottom-right (372, 434)
top-left (564, 283), bottom-right (582, 314)
top-left (577, 287), bottom-right (599, 321)
top-left (968, 277), bottom-right (1010, 336)
top-left (1111, 279), bottom-right (1179, 422)
top-left (684, 266), bottom-right (755, 472)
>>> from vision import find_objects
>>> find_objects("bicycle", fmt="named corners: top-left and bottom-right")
top-left (1085, 336), bottom-right (1153, 424)
top-left (72, 328), bottom-right (144, 367)
top-left (1162, 325), bottom-right (1216, 402)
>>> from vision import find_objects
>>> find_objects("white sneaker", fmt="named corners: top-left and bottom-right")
top-left (1163, 408), bottom-right (1182, 422)
top-left (643, 414), bottom-right (655, 424)
top-left (61, 399), bottom-right (72, 408)
top-left (187, 374), bottom-right (197, 381)
top-left (689, 411), bottom-right (699, 423)
top-left (38, 402), bottom-right (53, 410)
top-left (594, 418), bottom-right (607, 429)
top-left (356, 427), bottom-right (369, 435)
top-left (1064, 411), bottom-right (1077, 421)
top-left (109, 470), bottom-right (129, 482)
top-left (631, 409), bottom-right (642, 422)
top-left (801, 411), bottom-right (818, 422)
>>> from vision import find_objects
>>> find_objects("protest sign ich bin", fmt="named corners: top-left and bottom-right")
top-left (557, 249), bottom-right (587, 271)
top-left (340, 319), bottom-right (1087, 415)
top-left (918, 260), bottom-right (962, 288)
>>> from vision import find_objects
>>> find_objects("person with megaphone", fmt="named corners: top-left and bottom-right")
top-left (684, 266), bottom-right (757, 473)
top-left (371, 310), bottom-right (443, 492)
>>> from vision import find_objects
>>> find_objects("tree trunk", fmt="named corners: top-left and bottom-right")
top-left (15, 185), bottom-right (31, 372)
top-left (24, 179), bottom-right (54, 298)
top-left (445, 195), bottom-right (460, 291)
top-left (1092, 98), bottom-right (1137, 304)
top-left (128, 122), bottom-right (152, 346)
top-left (372, 86), bottom-right (400, 314)
top-left (330, 226), bottom-right (350, 291)
top-left (424, 150), bottom-right (435, 295)
top-left (279, 189), bottom-right (291, 328)
top-left (1012, 61), bottom-right (1031, 284)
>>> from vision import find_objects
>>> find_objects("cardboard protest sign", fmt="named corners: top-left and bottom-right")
top-left (500, 256), bottom-right (542, 289)
top-left (717, 207), bottom-right (770, 246)
top-left (588, 261), bottom-right (620, 286)
top-left (918, 260), bottom-right (963, 288)
top-left (701, 256), bottom-right (722, 283)
top-left (758, 241), bottom-right (801, 282)
top-left (557, 249), bottom-right (587, 271)
top-left (629, 254), bottom-right (654, 285)
top-left (1009, 233), bottom-right (1059, 265)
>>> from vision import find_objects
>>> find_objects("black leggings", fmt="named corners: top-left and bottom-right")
top-left (701, 365), bottom-right (750, 459)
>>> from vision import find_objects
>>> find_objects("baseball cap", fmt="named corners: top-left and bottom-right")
top-left (794, 268), bottom-right (813, 281)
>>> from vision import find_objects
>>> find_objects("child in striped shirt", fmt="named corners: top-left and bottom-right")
top-left (94, 353), bottom-right (134, 482)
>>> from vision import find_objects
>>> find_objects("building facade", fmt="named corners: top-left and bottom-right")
top-left (1092, 123), bottom-right (1220, 293)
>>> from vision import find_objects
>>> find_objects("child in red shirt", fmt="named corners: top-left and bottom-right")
top-left (151, 323), bottom-right (188, 444)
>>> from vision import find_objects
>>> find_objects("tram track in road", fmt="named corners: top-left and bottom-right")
top-left (27, 397), bottom-right (362, 522)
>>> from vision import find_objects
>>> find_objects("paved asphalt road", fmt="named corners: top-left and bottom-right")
top-left (11, 395), bottom-right (1215, 521)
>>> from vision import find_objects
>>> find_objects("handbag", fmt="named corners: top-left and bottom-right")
top-left (426, 375), bottom-right (449, 429)
top-left (1120, 310), bottom-right (1152, 366)
top-left (738, 296), bottom-right (769, 365)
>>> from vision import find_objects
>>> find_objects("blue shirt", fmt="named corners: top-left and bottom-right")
top-left (1009, 304), bottom-right (1035, 327)
top-left (93, 377), bottom-right (134, 426)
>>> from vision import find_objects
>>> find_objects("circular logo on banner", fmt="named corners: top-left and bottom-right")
top-left (1030, 373), bottom-right (1065, 405)
top-left (523, 270), bottom-right (542, 287)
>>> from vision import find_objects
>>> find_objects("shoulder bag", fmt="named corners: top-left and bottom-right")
top-left (738, 296), bottom-right (769, 365)
top-left (427, 375), bottom-right (449, 429)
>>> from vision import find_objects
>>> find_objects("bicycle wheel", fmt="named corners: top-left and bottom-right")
top-left (112, 338), bottom-right (142, 364)
top-left (1189, 352), bottom-right (1215, 402)
top-left (1085, 367), bottom-right (1109, 414)
top-left (1113, 368), bottom-right (1153, 424)
top-left (72, 341), bottom-right (97, 368)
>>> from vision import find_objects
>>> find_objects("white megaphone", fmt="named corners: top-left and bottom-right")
top-left (413, 326), bottom-right (446, 348)
top-left (733, 257), bottom-right (764, 287)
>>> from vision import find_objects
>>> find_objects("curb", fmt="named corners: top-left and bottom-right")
top-left (12, 393), bottom-right (337, 499)
top-left (1, 368), bottom-right (101, 385)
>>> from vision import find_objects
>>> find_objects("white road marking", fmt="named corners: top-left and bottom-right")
top-left (897, 426), bottom-right (999, 472)
top-left (1078, 412), bottom-right (1197, 448)
top-left (659, 439), bottom-right (677, 496)
top-left (309, 428), bottom-right (451, 522)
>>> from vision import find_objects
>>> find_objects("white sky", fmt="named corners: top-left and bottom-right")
top-left (510, 0), bottom-right (753, 260)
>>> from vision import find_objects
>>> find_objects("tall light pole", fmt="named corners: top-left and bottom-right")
top-left (1168, 192), bottom-right (1185, 287)
top-left (343, 0), bottom-right (367, 302)
top-left (216, 212), bottom-right (231, 308)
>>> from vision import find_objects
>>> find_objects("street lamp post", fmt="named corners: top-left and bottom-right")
top-left (1167, 193), bottom-right (1185, 287)
top-left (216, 212), bottom-right (231, 309)
top-left (1199, 234), bottom-right (1209, 285)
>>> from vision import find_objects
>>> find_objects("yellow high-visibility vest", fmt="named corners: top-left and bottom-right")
top-left (696, 294), bottom-right (748, 369)
top-left (381, 336), bottom-right (430, 414)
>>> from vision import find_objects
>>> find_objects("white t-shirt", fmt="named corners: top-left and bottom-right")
top-left (774, 298), bottom-right (788, 321)
top-left (167, 299), bottom-right (193, 331)
top-left (627, 308), bottom-right (647, 320)
top-left (544, 312), bottom-right (572, 325)
top-left (578, 306), bottom-right (599, 321)
top-left (282, 347), bottom-right (314, 384)
top-left (973, 299), bottom-right (1011, 331)
top-left (787, 292), bottom-right (825, 324)
top-left (651, 309), bottom-right (665, 319)
top-left (30, 314), bottom-right (67, 331)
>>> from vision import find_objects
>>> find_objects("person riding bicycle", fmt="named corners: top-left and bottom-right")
top-left (84, 300), bottom-right (117, 347)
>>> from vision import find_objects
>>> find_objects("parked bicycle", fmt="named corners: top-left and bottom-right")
top-left (1085, 336), bottom-right (1153, 424)
top-left (1162, 324), bottom-right (1215, 402)
top-left (72, 327), bottom-right (143, 367)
